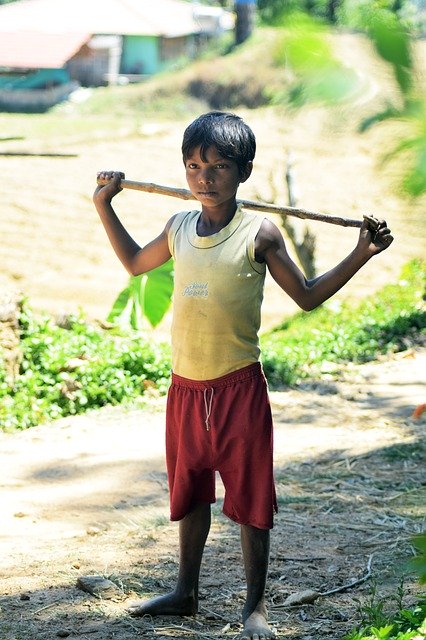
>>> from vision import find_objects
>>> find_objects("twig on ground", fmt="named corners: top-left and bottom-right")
top-left (154, 624), bottom-right (216, 637)
top-left (272, 554), bottom-right (375, 609)
top-left (383, 486), bottom-right (425, 502)
top-left (276, 555), bottom-right (329, 562)
top-left (199, 604), bottom-right (228, 621)
top-left (33, 601), bottom-right (61, 614)
top-left (363, 531), bottom-right (389, 544)
top-left (123, 617), bottom-right (149, 632)
top-left (320, 553), bottom-right (374, 597)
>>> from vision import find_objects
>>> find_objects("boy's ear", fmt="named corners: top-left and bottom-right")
top-left (240, 161), bottom-right (253, 183)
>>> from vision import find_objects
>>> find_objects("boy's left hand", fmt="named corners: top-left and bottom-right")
top-left (360, 215), bottom-right (394, 255)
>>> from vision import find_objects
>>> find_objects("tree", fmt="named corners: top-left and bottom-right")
top-left (257, 0), bottom-right (331, 23)
top-left (270, 6), bottom-right (426, 197)
top-left (355, 4), bottom-right (426, 197)
top-left (326, 0), bottom-right (341, 23)
top-left (235, 0), bottom-right (257, 44)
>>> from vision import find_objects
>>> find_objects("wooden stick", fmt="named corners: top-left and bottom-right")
top-left (97, 177), bottom-right (364, 228)
top-left (0, 151), bottom-right (77, 157)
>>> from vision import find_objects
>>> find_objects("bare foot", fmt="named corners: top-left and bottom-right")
top-left (128, 591), bottom-right (197, 617)
top-left (240, 609), bottom-right (275, 639)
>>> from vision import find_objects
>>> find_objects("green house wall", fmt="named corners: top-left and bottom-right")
top-left (121, 35), bottom-right (159, 75)
top-left (121, 34), bottom-right (194, 76)
top-left (0, 68), bottom-right (69, 89)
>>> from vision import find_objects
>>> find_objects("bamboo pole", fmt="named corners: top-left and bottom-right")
top-left (96, 177), bottom-right (367, 229)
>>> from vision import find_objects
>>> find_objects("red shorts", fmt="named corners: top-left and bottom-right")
top-left (165, 362), bottom-right (277, 530)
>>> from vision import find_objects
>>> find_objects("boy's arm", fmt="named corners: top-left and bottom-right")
top-left (256, 217), bottom-right (393, 311)
top-left (93, 171), bottom-right (173, 275)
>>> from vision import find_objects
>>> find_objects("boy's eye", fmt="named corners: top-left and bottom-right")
top-left (186, 161), bottom-right (229, 170)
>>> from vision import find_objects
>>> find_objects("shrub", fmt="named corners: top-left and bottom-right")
top-left (0, 260), bottom-right (423, 430)
top-left (0, 307), bottom-right (171, 431)
top-left (261, 259), bottom-right (425, 387)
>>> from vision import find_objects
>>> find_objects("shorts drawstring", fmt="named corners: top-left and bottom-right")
top-left (203, 387), bottom-right (214, 431)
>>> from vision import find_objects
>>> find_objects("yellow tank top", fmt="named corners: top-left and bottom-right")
top-left (168, 204), bottom-right (266, 380)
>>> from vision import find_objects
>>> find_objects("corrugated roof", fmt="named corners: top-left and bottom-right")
top-left (0, 31), bottom-right (90, 69)
top-left (0, 0), bottom-right (202, 37)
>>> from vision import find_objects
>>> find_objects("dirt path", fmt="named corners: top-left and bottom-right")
top-left (1, 350), bottom-right (424, 640)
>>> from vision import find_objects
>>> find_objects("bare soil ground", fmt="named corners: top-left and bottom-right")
top-left (0, 349), bottom-right (425, 640)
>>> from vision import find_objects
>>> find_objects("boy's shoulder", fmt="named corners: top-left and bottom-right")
top-left (167, 209), bottom-right (199, 254)
top-left (239, 207), bottom-right (262, 222)
top-left (169, 209), bottom-right (199, 233)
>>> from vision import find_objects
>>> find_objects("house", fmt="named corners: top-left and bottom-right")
top-left (0, 0), bottom-right (233, 112)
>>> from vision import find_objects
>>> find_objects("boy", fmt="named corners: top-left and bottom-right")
top-left (93, 111), bottom-right (393, 640)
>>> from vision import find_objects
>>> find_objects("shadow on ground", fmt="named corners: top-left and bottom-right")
top-left (1, 432), bottom-right (424, 640)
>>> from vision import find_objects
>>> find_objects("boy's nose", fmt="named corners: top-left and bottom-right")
top-left (199, 169), bottom-right (214, 184)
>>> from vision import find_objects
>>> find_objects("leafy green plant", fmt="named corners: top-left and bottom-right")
top-left (270, 12), bottom-right (360, 107)
top-left (0, 260), bottom-right (423, 431)
top-left (409, 533), bottom-right (426, 585)
top-left (0, 306), bottom-right (171, 431)
top-left (257, 0), bottom-right (333, 24)
top-left (343, 580), bottom-right (426, 640)
top-left (350, 3), bottom-right (426, 197)
top-left (107, 259), bottom-right (174, 329)
top-left (267, 3), bottom-right (426, 197)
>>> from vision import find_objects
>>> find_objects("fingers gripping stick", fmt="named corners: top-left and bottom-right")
top-left (362, 214), bottom-right (381, 241)
top-left (363, 214), bottom-right (380, 232)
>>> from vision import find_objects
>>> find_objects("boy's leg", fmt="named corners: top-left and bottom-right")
top-left (240, 524), bottom-right (274, 639)
top-left (129, 501), bottom-right (211, 617)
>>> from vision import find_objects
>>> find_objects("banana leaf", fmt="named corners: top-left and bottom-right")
top-left (107, 259), bottom-right (174, 329)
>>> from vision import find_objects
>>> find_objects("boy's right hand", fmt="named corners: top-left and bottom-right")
top-left (93, 171), bottom-right (125, 202)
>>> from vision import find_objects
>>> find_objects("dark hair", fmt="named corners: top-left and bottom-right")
top-left (182, 111), bottom-right (256, 176)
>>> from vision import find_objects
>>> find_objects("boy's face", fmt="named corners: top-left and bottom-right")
top-left (184, 145), bottom-right (252, 210)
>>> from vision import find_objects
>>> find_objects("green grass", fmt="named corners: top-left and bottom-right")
top-left (0, 259), bottom-right (423, 431)
top-left (261, 259), bottom-right (425, 387)
top-left (0, 308), bottom-right (171, 431)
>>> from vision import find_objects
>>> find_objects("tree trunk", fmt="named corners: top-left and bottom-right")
top-left (235, 1), bottom-right (256, 45)
top-left (0, 289), bottom-right (23, 386)
top-left (283, 154), bottom-right (316, 279)
top-left (327, 0), bottom-right (341, 23)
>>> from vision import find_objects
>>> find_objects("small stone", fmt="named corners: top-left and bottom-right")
top-left (19, 593), bottom-right (30, 601)
top-left (76, 575), bottom-right (121, 599)
top-left (56, 631), bottom-right (70, 638)
top-left (86, 526), bottom-right (101, 536)
top-left (283, 589), bottom-right (320, 606)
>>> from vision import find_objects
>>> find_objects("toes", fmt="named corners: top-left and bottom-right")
top-left (127, 604), bottom-right (143, 617)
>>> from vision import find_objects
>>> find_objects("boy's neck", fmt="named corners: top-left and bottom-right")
top-left (197, 202), bottom-right (238, 237)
